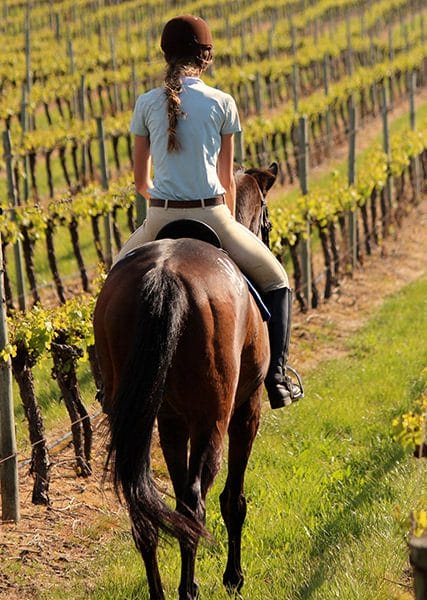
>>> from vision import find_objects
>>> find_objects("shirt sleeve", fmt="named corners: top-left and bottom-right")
top-left (130, 95), bottom-right (149, 136)
top-left (221, 95), bottom-right (241, 135)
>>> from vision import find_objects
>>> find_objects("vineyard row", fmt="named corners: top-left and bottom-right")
top-left (2, 47), bottom-right (426, 208)
top-left (0, 0), bottom-right (419, 98)
top-left (2, 110), bottom-right (426, 505)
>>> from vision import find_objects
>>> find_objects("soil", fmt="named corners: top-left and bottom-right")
top-left (1, 170), bottom-right (427, 599)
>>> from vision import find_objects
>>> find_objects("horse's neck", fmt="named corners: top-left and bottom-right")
top-left (235, 172), bottom-right (261, 235)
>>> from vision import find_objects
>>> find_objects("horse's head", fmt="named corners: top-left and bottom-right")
top-left (235, 162), bottom-right (278, 247)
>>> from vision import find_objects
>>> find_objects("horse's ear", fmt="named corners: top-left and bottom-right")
top-left (244, 166), bottom-right (277, 195)
top-left (268, 162), bottom-right (278, 178)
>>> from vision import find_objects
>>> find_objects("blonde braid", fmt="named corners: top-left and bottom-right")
top-left (164, 61), bottom-right (186, 152)
top-left (164, 51), bottom-right (213, 153)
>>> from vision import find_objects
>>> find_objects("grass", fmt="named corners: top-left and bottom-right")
top-left (39, 274), bottom-right (427, 599)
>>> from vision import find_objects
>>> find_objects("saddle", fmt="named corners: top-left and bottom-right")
top-left (155, 219), bottom-right (271, 321)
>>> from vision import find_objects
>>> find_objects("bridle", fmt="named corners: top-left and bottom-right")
top-left (256, 184), bottom-right (273, 248)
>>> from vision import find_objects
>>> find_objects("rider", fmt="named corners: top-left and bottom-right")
top-left (116, 15), bottom-right (303, 409)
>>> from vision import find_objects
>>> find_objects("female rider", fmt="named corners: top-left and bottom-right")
top-left (116, 15), bottom-right (303, 409)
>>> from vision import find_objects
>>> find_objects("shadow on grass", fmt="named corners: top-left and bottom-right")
top-left (295, 438), bottom-right (405, 598)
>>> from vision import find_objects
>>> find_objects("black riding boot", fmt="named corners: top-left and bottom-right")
top-left (263, 287), bottom-right (304, 409)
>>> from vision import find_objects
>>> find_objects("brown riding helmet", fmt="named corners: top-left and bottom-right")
top-left (160, 15), bottom-right (213, 62)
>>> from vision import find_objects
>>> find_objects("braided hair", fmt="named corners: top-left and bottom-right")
top-left (164, 50), bottom-right (212, 152)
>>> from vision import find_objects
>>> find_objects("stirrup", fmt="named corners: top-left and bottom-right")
top-left (267, 366), bottom-right (304, 409)
top-left (285, 366), bottom-right (304, 400)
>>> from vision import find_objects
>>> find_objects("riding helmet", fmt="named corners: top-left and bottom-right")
top-left (160, 15), bottom-right (213, 61)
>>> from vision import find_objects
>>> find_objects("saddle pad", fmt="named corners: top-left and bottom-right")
top-left (243, 276), bottom-right (271, 321)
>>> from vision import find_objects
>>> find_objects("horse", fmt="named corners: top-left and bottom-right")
top-left (93, 163), bottom-right (279, 600)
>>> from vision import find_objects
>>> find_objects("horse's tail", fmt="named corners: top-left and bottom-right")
top-left (106, 265), bottom-right (204, 547)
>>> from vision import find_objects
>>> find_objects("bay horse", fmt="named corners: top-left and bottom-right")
top-left (93, 163), bottom-right (278, 599)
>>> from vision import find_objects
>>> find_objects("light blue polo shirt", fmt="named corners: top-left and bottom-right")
top-left (130, 77), bottom-right (241, 200)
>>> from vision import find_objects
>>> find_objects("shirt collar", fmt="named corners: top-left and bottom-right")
top-left (181, 76), bottom-right (202, 85)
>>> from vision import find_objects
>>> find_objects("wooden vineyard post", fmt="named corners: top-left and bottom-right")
top-left (346, 10), bottom-right (353, 77)
top-left (298, 116), bottom-right (312, 309)
top-left (388, 27), bottom-right (394, 62)
top-left (79, 75), bottom-right (88, 185)
top-left (131, 58), bottom-right (138, 107)
top-left (292, 64), bottom-right (299, 112)
top-left (24, 7), bottom-right (33, 129)
top-left (0, 236), bottom-right (20, 523)
top-left (421, 13), bottom-right (425, 46)
top-left (109, 34), bottom-right (120, 114)
top-left (408, 69), bottom-right (421, 202)
top-left (409, 69), bottom-right (416, 131)
top-left (290, 24), bottom-right (299, 113)
top-left (409, 536), bottom-right (427, 600)
top-left (268, 21), bottom-right (275, 60)
top-left (20, 84), bottom-right (30, 202)
top-left (54, 12), bottom-right (60, 42)
top-left (381, 82), bottom-right (392, 234)
top-left (347, 95), bottom-right (357, 270)
top-left (24, 8), bottom-right (31, 93)
top-left (96, 118), bottom-right (113, 268)
top-left (254, 72), bottom-right (263, 115)
top-left (240, 21), bottom-right (246, 59)
top-left (3, 131), bottom-right (26, 311)
top-left (67, 36), bottom-right (75, 75)
top-left (323, 55), bottom-right (332, 155)
top-left (67, 35), bottom-right (78, 118)
top-left (234, 129), bottom-right (245, 166)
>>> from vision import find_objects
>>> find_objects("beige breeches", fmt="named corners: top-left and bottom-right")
top-left (114, 204), bottom-right (289, 293)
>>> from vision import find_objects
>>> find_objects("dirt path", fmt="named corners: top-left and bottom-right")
top-left (1, 194), bottom-right (426, 599)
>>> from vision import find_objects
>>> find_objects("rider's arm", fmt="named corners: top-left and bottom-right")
top-left (217, 133), bottom-right (236, 216)
top-left (134, 135), bottom-right (153, 197)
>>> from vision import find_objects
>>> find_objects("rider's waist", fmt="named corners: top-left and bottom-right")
top-left (149, 196), bottom-right (225, 209)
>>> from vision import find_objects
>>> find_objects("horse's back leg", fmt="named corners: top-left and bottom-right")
top-left (132, 527), bottom-right (164, 600)
top-left (182, 426), bottom-right (226, 600)
top-left (220, 389), bottom-right (262, 592)
top-left (159, 411), bottom-right (227, 600)
top-left (158, 413), bottom-right (198, 600)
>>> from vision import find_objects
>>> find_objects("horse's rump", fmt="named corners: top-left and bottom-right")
top-left (96, 238), bottom-right (267, 414)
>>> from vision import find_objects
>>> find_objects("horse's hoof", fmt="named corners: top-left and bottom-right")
top-left (178, 581), bottom-right (199, 599)
top-left (223, 572), bottom-right (244, 595)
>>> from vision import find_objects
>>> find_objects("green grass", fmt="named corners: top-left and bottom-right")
top-left (39, 274), bottom-right (427, 599)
